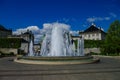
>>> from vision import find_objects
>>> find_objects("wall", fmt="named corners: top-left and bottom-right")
top-left (0, 48), bottom-right (17, 54)
top-left (0, 43), bottom-right (29, 55)
top-left (84, 48), bottom-right (100, 54)
top-left (81, 32), bottom-right (101, 40)
top-left (0, 30), bottom-right (12, 37)
top-left (20, 43), bottom-right (28, 53)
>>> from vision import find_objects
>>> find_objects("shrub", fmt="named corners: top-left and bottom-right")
top-left (0, 38), bottom-right (21, 48)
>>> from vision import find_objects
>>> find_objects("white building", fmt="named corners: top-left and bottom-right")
top-left (79, 24), bottom-right (106, 40)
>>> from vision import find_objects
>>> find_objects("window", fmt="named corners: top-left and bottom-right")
top-left (88, 34), bottom-right (90, 37)
top-left (96, 33), bottom-right (99, 36)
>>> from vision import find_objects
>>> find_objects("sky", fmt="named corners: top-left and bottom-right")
top-left (0, 0), bottom-right (120, 43)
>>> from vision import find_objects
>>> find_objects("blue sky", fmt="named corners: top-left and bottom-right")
top-left (0, 0), bottom-right (120, 32)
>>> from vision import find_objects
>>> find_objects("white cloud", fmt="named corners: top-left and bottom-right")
top-left (109, 12), bottom-right (117, 18)
top-left (82, 24), bottom-right (87, 27)
top-left (26, 26), bottom-right (39, 31)
top-left (62, 18), bottom-right (69, 22)
top-left (43, 23), bottom-right (53, 30)
top-left (13, 22), bottom-right (72, 43)
top-left (87, 16), bottom-right (111, 23)
top-left (13, 26), bottom-right (40, 35)
top-left (70, 31), bottom-right (79, 36)
top-left (104, 17), bottom-right (111, 20)
top-left (87, 12), bottom-right (117, 23)
top-left (13, 26), bottom-right (44, 43)
top-left (87, 17), bottom-right (96, 23)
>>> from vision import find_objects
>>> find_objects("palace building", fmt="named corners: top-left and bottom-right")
top-left (0, 24), bottom-right (12, 38)
top-left (79, 23), bottom-right (106, 40)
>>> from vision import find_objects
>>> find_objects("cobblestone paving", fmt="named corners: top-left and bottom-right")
top-left (0, 56), bottom-right (120, 80)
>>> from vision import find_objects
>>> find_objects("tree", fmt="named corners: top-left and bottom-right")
top-left (101, 20), bottom-right (120, 55)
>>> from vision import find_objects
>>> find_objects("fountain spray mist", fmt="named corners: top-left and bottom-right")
top-left (40, 22), bottom-right (84, 56)
top-left (28, 40), bottom-right (34, 56)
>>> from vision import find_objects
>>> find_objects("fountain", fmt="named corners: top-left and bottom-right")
top-left (40, 23), bottom-right (75, 56)
top-left (28, 40), bottom-right (34, 56)
top-left (15, 23), bottom-right (99, 65)
top-left (40, 23), bottom-right (86, 57)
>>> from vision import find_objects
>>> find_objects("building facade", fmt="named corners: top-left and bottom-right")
top-left (20, 39), bottom-right (29, 53)
top-left (79, 24), bottom-right (106, 40)
top-left (0, 25), bottom-right (12, 38)
top-left (8, 30), bottom-right (34, 54)
top-left (20, 30), bottom-right (34, 43)
top-left (20, 30), bottom-right (34, 53)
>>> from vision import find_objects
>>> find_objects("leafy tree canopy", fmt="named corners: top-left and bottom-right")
top-left (101, 20), bottom-right (120, 55)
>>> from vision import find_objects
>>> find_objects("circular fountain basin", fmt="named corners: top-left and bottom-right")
top-left (14, 55), bottom-right (100, 65)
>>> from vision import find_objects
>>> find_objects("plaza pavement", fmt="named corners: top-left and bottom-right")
top-left (0, 55), bottom-right (120, 80)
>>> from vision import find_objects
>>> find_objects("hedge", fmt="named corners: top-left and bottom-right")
top-left (0, 38), bottom-right (21, 48)
top-left (74, 40), bottom-right (104, 48)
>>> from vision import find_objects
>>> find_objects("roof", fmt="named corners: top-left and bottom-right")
top-left (80, 24), bottom-right (106, 34)
top-left (84, 25), bottom-right (100, 32)
top-left (0, 24), bottom-right (12, 31)
top-left (21, 38), bottom-right (29, 43)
